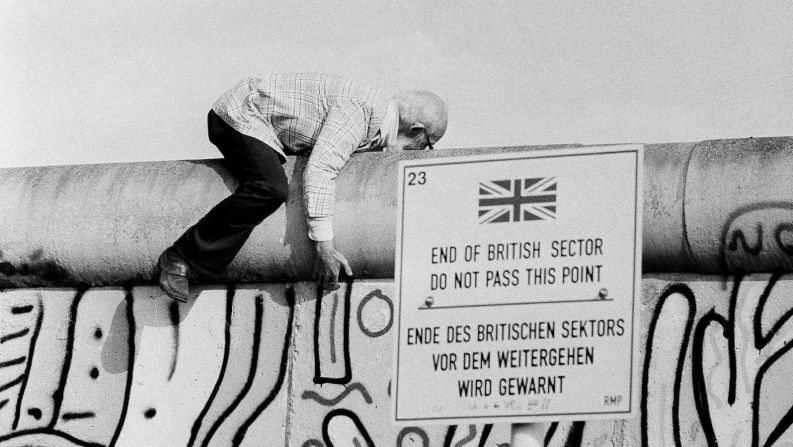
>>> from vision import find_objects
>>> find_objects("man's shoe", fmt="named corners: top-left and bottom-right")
top-left (158, 249), bottom-right (190, 302)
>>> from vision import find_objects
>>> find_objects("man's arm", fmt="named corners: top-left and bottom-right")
top-left (304, 103), bottom-right (367, 289)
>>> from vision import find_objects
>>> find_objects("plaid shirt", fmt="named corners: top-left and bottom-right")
top-left (212, 73), bottom-right (392, 241)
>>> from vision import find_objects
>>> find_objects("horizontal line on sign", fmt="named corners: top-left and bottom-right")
top-left (418, 298), bottom-right (613, 311)
top-left (395, 406), bottom-right (631, 421)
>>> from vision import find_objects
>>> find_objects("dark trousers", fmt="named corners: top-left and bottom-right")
top-left (170, 110), bottom-right (288, 279)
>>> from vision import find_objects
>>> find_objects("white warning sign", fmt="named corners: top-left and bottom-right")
top-left (392, 145), bottom-right (643, 425)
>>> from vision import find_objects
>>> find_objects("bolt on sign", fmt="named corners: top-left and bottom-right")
top-left (392, 145), bottom-right (643, 426)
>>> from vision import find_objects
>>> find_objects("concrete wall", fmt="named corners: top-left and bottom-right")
top-left (2, 138), bottom-right (792, 289)
top-left (1, 275), bottom-right (793, 446)
top-left (2, 138), bottom-right (793, 446)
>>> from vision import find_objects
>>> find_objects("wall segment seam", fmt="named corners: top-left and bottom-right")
top-left (680, 142), bottom-right (698, 272)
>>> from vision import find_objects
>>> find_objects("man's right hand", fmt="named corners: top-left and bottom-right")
top-left (313, 240), bottom-right (353, 290)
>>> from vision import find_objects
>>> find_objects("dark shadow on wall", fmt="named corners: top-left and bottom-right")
top-left (0, 249), bottom-right (73, 289)
top-left (185, 159), bottom-right (238, 194)
top-left (102, 300), bottom-right (132, 375)
top-left (284, 157), bottom-right (314, 279)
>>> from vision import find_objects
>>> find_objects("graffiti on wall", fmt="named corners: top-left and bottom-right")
top-left (1, 274), bottom-right (793, 446)
top-left (0, 281), bottom-right (522, 447)
top-left (720, 202), bottom-right (793, 272)
top-left (643, 273), bottom-right (793, 447)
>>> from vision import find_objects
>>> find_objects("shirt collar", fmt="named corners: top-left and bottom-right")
top-left (357, 98), bottom-right (399, 151)
top-left (375, 100), bottom-right (399, 148)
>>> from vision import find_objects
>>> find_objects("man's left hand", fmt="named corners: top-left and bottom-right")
top-left (313, 240), bottom-right (353, 290)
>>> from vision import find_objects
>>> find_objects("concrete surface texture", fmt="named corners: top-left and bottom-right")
top-left (0, 275), bottom-right (792, 446)
top-left (1, 138), bottom-right (792, 288)
top-left (1, 140), bottom-right (793, 447)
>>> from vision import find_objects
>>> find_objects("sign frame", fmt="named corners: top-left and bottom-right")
top-left (392, 144), bottom-right (644, 426)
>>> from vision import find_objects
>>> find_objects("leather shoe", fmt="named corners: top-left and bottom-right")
top-left (158, 249), bottom-right (190, 302)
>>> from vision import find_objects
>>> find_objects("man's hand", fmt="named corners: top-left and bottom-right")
top-left (313, 240), bottom-right (353, 290)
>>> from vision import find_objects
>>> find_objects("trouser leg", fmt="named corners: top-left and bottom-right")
top-left (170, 110), bottom-right (288, 279)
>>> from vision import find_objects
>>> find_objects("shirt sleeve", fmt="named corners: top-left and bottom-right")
top-left (304, 103), bottom-right (368, 241)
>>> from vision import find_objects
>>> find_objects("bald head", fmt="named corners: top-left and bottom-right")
top-left (393, 89), bottom-right (448, 150)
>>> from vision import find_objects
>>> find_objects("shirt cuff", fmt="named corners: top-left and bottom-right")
top-left (307, 217), bottom-right (334, 241)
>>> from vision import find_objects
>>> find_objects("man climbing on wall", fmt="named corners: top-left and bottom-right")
top-left (157, 72), bottom-right (448, 302)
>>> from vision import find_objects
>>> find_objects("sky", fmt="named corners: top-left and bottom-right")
top-left (1, 1), bottom-right (792, 168)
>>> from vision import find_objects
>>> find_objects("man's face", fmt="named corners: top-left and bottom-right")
top-left (396, 126), bottom-right (434, 151)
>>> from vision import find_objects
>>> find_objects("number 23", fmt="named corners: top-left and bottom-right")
top-left (407, 171), bottom-right (426, 185)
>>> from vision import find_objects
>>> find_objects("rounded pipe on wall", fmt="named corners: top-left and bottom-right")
top-left (0, 138), bottom-right (791, 287)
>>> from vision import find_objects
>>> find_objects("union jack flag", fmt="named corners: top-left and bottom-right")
top-left (478, 178), bottom-right (557, 223)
